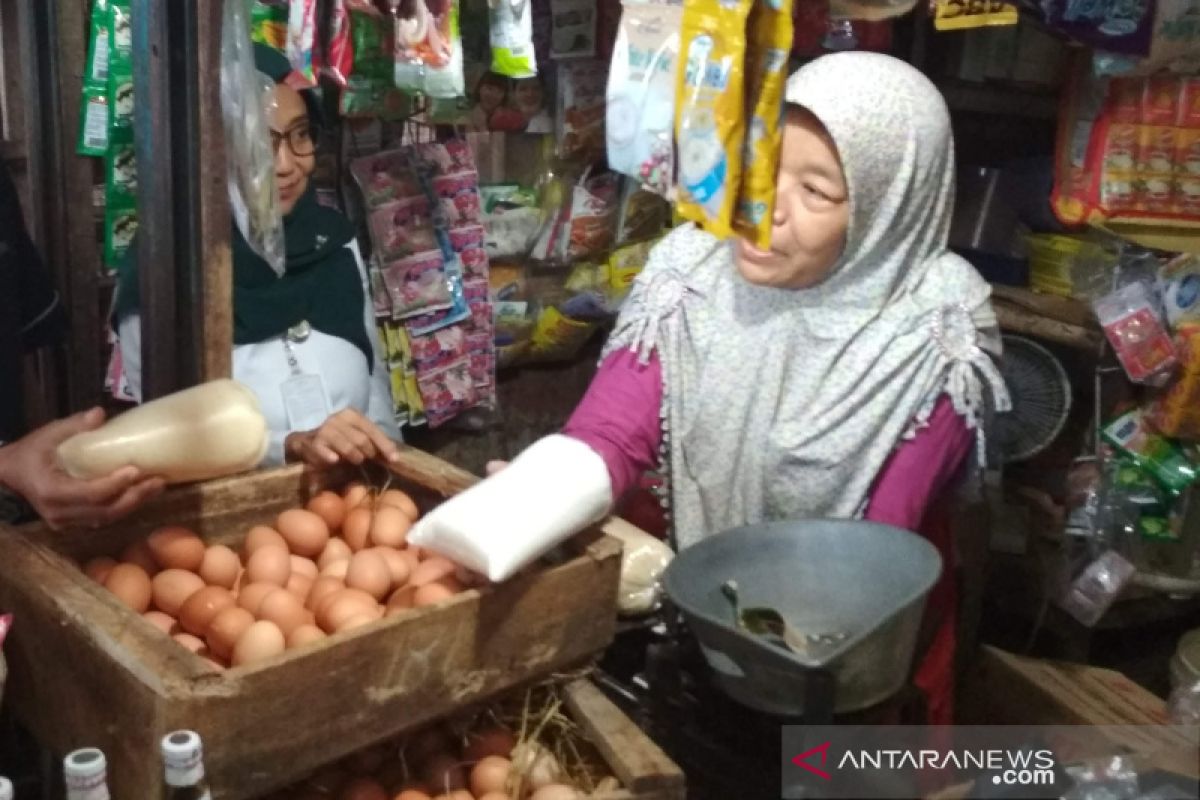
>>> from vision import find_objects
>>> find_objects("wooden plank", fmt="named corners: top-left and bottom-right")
top-left (564, 680), bottom-right (686, 798)
top-left (195, 0), bottom-right (231, 382)
top-left (991, 285), bottom-right (1096, 329)
top-left (994, 300), bottom-right (1104, 352)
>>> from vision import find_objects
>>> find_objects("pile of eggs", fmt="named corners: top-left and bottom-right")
top-left (271, 721), bottom-right (611, 800)
top-left (82, 484), bottom-right (481, 669)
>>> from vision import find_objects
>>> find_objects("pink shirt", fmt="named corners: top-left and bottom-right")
top-left (563, 348), bottom-right (974, 532)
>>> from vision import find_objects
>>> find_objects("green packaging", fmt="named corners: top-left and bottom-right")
top-left (1102, 410), bottom-right (1200, 496)
top-left (107, 0), bottom-right (134, 138)
top-left (340, 9), bottom-right (413, 120)
top-left (77, 0), bottom-right (111, 156)
top-left (250, 1), bottom-right (288, 49)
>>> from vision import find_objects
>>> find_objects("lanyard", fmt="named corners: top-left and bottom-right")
top-left (283, 320), bottom-right (312, 377)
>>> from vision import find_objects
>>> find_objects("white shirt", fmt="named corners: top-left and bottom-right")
top-left (118, 240), bottom-right (400, 466)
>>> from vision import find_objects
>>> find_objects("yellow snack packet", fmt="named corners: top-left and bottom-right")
top-left (732, 0), bottom-right (794, 249)
top-left (933, 0), bottom-right (1018, 30)
top-left (674, 0), bottom-right (752, 239)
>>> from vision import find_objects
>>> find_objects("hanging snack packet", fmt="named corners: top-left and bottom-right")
top-left (343, 5), bottom-right (413, 118)
top-left (1094, 281), bottom-right (1178, 385)
top-left (1150, 324), bottom-right (1200, 441)
top-left (409, 324), bottom-right (469, 373)
top-left (418, 359), bottom-right (478, 427)
top-left (78, 0), bottom-right (111, 157)
top-left (557, 61), bottom-right (608, 163)
top-left (733, 0), bottom-right (793, 250)
top-left (1158, 254), bottom-right (1200, 328)
top-left (251, 1), bottom-right (289, 49)
top-left (107, 0), bottom-right (135, 141)
top-left (566, 172), bottom-right (620, 261)
top-left (550, 0), bottom-right (598, 59)
top-left (381, 250), bottom-right (454, 318)
top-left (933, 0), bottom-right (1018, 31)
top-left (350, 150), bottom-right (423, 209)
top-left (432, 172), bottom-right (484, 225)
top-left (325, 0), bottom-right (355, 87)
top-left (616, 178), bottom-right (670, 244)
top-left (606, 1), bottom-right (683, 197)
top-left (393, 0), bottom-right (466, 98)
top-left (480, 185), bottom-right (540, 260)
top-left (369, 196), bottom-right (440, 261)
top-left (674, 0), bottom-right (751, 239)
top-left (490, 0), bottom-right (537, 78)
top-left (287, 0), bottom-right (319, 87)
top-left (1102, 409), bottom-right (1200, 495)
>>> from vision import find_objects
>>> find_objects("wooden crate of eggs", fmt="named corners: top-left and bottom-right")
top-left (0, 448), bottom-right (623, 800)
top-left (265, 679), bottom-right (685, 800)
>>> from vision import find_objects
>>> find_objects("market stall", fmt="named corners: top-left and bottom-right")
top-left (1, 0), bottom-right (1200, 798)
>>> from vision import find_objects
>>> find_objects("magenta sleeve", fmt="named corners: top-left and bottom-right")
top-left (562, 348), bottom-right (665, 500)
top-left (864, 395), bottom-right (975, 531)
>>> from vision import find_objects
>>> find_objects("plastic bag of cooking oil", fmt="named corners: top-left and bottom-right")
top-left (733, 0), bottom-right (794, 250)
top-left (674, 0), bottom-right (752, 239)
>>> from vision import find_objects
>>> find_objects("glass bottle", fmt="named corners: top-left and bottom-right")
top-left (64, 748), bottom-right (110, 800)
top-left (161, 730), bottom-right (212, 800)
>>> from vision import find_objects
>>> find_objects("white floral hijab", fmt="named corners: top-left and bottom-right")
top-left (603, 52), bottom-right (1011, 549)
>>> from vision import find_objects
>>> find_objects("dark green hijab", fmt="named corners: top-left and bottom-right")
top-left (114, 44), bottom-right (374, 371)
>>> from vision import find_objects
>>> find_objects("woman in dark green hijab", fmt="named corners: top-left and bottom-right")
top-left (116, 45), bottom-right (400, 468)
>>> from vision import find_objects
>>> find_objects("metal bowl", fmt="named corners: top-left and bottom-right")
top-left (662, 519), bottom-right (942, 716)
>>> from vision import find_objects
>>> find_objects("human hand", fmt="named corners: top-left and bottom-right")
top-left (0, 408), bottom-right (166, 530)
top-left (284, 408), bottom-right (401, 467)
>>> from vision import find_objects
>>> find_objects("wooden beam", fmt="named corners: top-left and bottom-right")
top-left (197, 0), bottom-right (231, 381)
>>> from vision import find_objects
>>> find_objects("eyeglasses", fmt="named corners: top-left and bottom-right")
top-left (270, 124), bottom-right (318, 158)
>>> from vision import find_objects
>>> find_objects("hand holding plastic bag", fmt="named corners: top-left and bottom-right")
top-left (221, 0), bottom-right (285, 276)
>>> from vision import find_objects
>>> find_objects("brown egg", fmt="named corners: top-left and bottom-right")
top-left (476, 793), bottom-right (512, 800)
top-left (244, 525), bottom-right (288, 557)
top-left (464, 727), bottom-right (517, 762)
top-left (199, 545), bottom-right (241, 589)
top-left (320, 558), bottom-right (351, 580)
top-left (393, 790), bottom-right (434, 800)
top-left (258, 589), bottom-right (313, 637)
top-left (104, 563), bottom-right (153, 612)
top-left (368, 507), bottom-right (412, 548)
top-left (378, 489), bottom-right (421, 521)
top-left (307, 491), bottom-right (347, 532)
top-left (237, 581), bottom-right (279, 615)
top-left (410, 557), bottom-right (459, 588)
top-left (339, 778), bottom-right (388, 800)
top-left (178, 586), bottom-right (236, 636)
top-left (318, 589), bottom-right (381, 632)
top-left (231, 620), bottom-right (286, 666)
top-left (385, 585), bottom-right (417, 613)
top-left (414, 582), bottom-right (459, 607)
top-left (277, 509), bottom-right (330, 558)
top-left (206, 606), bottom-right (256, 659)
top-left (245, 545), bottom-right (291, 587)
top-left (172, 632), bottom-right (206, 653)
top-left (306, 576), bottom-right (346, 611)
top-left (120, 540), bottom-right (161, 576)
top-left (335, 611), bottom-right (379, 633)
top-left (343, 482), bottom-right (370, 509)
top-left (529, 786), bottom-right (579, 800)
top-left (318, 538), bottom-right (354, 570)
top-left (341, 507), bottom-right (374, 552)
top-left (146, 526), bottom-right (206, 571)
top-left (83, 556), bottom-right (117, 583)
top-left (399, 548), bottom-right (422, 574)
top-left (345, 550), bottom-right (392, 601)
top-left (151, 569), bottom-right (206, 616)
top-left (290, 555), bottom-right (319, 579)
top-left (372, 547), bottom-right (412, 587)
top-left (423, 756), bottom-right (466, 794)
top-left (286, 623), bottom-right (327, 649)
top-left (432, 792), bottom-right (474, 800)
top-left (286, 572), bottom-right (314, 601)
top-left (470, 757), bottom-right (512, 798)
top-left (142, 610), bottom-right (179, 635)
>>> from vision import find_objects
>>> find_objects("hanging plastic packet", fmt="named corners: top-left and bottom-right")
top-left (1102, 409), bottom-right (1200, 495)
top-left (490, 0), bottom-right (537, 78)
top-left (409, 324), bottom-right (469, 374)
top-left (933, 0), bottom-right (1018, 31)
top-left (606, 1), bottom-right (683, 197)
top-left (369, 196), bottom-right (440, 261)
top-left (393, 0), bottom-right (466, 98)
top-left (78, 0), bottom-right (111, 157)
top-left (1093, 281), bottom-right (1177, 385)
top-left (1158, 254), bottom-right (1200, 328)
top-left (382, 250), bottom-right (454, 318)
top-left (480, 184), bottom-right (540, 260)
top-left (251, 1), bottom-right (289, 49)
top-left (1150, 323), bottom-right (1200, 440)
top-left (432, 172), bottom-right (483, 225)
top-left (104, 0), bottom-right (137, 273)
top-left (550, 0), bottom-right (598, 59)
top-left (325, 0), bottom-right (355, 87)
top-left (565, 172), bottom-right (620, 261)
top-left (343, 5), bottom-right (413, 119)
top-left (107, 0), bottom-right (135, 142)
top-left (615, 178), bottom-right (670, 244)
top-left (674, 0), bottom-right (752, 239)
top-left (556, 60), bottom-right (608, 163)
top-left (221, 0), bottom-right (285, 276)
top-left (418, 359), bottom-right (478, 427)
top-left (1058, 549), bottom-right (1137, 627)
top-left (1041, 0), bottom-right (1157, 56)
top-left (733, 0), bottom-right (793, 250)
top-left (287, 0), bottom-right (320, 87)
top-left (350, 150), bottom-right (423, 209)
top-left (450, 225), bottom-right (490, 281)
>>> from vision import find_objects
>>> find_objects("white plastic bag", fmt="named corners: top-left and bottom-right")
top-left (221, 0), bottom-right (285, 275)
top-left (602, 517), bottom-right (675, 616)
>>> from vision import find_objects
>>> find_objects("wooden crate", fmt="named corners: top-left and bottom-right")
top-left (0, 446), bottom-right (623, 799)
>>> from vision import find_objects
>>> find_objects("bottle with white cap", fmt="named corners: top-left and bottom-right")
top-left (0, 775), bottom-right (13, 800)
top-left (160, 730), bottom-right (211, 800)
top-left (63, 748), bottom-right (110, 800)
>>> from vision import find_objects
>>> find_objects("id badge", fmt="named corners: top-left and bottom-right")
top-left (281, 373), bottom-right (330, 431)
